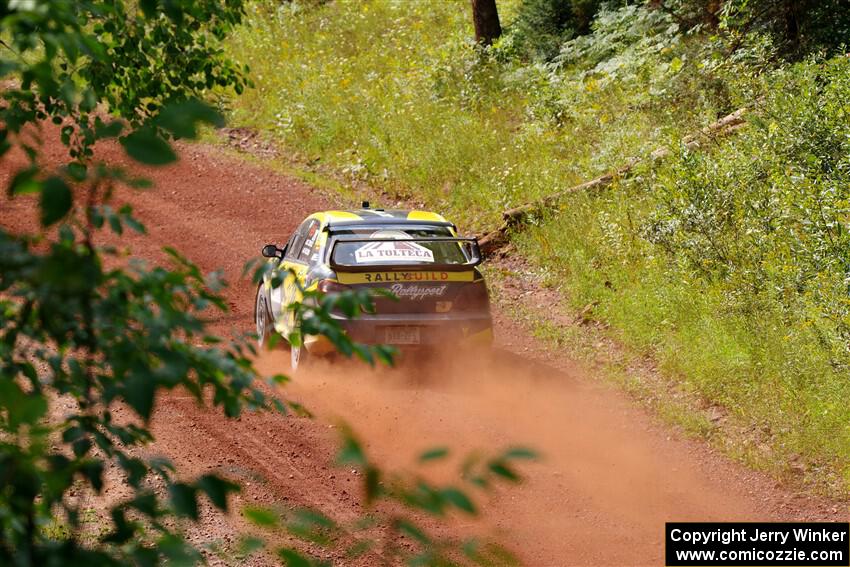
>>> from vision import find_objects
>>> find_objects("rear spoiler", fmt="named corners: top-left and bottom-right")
top-left (328, 237), bottom-right (482, 272)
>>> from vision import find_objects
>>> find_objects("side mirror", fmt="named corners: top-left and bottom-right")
top-left (262, 244), bottom-right (283, 259)
top-left (461, 240), bottom-right (481, 264)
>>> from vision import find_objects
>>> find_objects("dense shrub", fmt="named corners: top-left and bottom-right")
top-left (520, 55), bottom-right (850, 487)
top-left (646, 56), bottom-right (850, 358)
top-left (504, 0), bottom-right (615, 61)
top-left (717, 0), bottom-right (850, 57)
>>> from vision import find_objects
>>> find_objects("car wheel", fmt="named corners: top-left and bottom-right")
top-left (255, 284), bottom-right (271, 349)
top-left (290, 338), bottom-right (308, 372)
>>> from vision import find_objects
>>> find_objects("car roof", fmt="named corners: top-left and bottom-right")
top-left (313, 209), bottom-right (453, 229)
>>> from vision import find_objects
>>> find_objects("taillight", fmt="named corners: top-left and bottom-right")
top-left (316, 279), bottom-right (350, 294)
top-left (454, 281), bottom-right (490, 311)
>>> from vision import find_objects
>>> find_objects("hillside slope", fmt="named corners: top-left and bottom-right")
top-left (224, 0), bottom-right (850, 494)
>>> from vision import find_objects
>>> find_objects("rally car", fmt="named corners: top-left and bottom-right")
top-left (254, 205), bottom-right (493, 370)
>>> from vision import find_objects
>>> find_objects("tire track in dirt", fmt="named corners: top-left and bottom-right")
top-left (2, 139), bottom-right (847, 566)
top-left (269, 349), bottom-right (847, 566)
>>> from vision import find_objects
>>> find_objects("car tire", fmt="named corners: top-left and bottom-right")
top-left (254, 283), bottom-right (272, 349)
top-left (290, 333), bottom-right (308, 372)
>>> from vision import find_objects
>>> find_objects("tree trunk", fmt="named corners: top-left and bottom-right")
top-left (477, 102), bottom-right (760, 256)
top-left (471, 0), bottom-right (502, 46)
top-left (705, 0), bottom-right (721, 28)
top-left (784, 0), bottom-right (801, 48)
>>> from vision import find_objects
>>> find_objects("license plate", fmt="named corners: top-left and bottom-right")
top-left (384, 326), bottom-right (420, 345)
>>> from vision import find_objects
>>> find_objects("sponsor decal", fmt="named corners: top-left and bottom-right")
top-left (336, 271), bottom-right (474, 284)
top-left (365, 271), bottom-right (448, 283)
top-left (301, 237), bottom-right (317, 258)
top-left (389, 283), bottom-right (447, 300)
top-left (355, 241), bottom-right (434, 264)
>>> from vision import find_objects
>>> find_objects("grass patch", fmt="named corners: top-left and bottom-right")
top-left (515, 151), bottom-right (850, 494)
top-left (225, 0), bottom-right (714, 233)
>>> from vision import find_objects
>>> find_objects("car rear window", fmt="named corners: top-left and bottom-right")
top-left (329, 227), bottom-right (469, 266)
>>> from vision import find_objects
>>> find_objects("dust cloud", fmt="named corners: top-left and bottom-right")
top-left (255, 347), bottom-right (768, 566)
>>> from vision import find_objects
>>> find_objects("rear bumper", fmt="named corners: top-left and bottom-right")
top-left (304, 312), bottom-right (493, 354)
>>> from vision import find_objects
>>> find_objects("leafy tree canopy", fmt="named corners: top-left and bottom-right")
top-left (0, 2), bottom-right (530, 565)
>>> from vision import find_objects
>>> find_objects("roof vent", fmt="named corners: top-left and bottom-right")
top-left (361, 200), bottom-right (370, 209)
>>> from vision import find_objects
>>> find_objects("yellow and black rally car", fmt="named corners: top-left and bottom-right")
top-left (255, 204), bottom-right (493, 369)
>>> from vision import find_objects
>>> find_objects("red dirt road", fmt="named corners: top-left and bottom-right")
top-left (2, 139), bottom-right (847, 566)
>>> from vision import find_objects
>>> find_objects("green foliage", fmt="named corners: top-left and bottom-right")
top-left (645, 55), bottom-right (850, 364)
top-left (716, 0), bottom-right (850, 57)
top-left (0, 0), bottom-right (249, 170)
top-left (2, 3), bottom-right (535, 565)
top-left (503, 0), bottom-right (613, 61)
top-left (0, 225), bottom-right (256, 559)
top-left (226, 0), bottom-right (716, 233)
top-left (555, 4), bottom-right (682, 85)
top-left (519, 55), bottom-right (850, 489)
top-left (0, 2), bottom-right (262, 561)
top-left (657, 0), bottom-right (850, 57)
